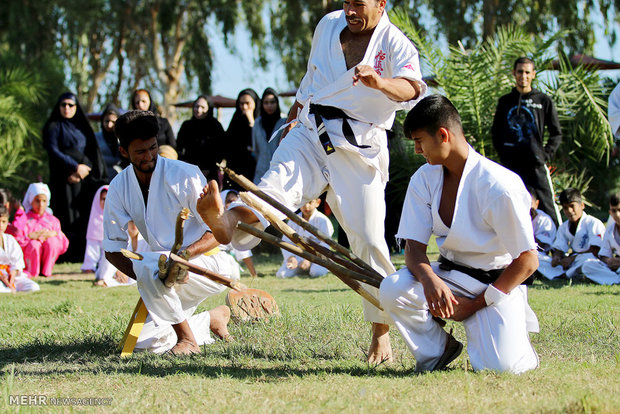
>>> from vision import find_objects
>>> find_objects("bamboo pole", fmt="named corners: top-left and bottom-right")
top-left (168, 253), bottom-right (246, 291)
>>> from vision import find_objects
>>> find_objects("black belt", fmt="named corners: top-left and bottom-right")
top-left (309, 104), bottom-right (370, 155)
top-left (438, 256), bottom-right (533, 286)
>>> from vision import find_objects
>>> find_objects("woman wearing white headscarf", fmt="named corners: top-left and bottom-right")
top-left (11, 183), bottom-right (69, 277)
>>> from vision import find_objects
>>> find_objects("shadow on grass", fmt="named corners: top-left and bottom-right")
top-left (0, 337), bottom-right (426, 380)
top-left (280, 288), bottom-right (350, 294)
top-left (0, 336), bottom-right (432, 382)
top-left (41, 279), bottom-right (93, 286)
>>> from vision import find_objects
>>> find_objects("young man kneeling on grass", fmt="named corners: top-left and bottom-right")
top-left (103, 111), bottom-right (236, 355)
top-left (379, 95), bottom-right (540, 373)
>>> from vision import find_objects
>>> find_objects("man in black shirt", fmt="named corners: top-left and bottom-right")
top-left (492, 57), bottom-right (562, 226)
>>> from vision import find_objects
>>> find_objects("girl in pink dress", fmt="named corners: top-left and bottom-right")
top-left (12, 183), bottom-right (69, 277)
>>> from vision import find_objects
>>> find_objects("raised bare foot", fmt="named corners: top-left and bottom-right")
top-left (367, 322), bottom-right (393, 364)
top-left (209, 305), bottom-right (231, 340)
top-left (197, 180), bottom-right (233, 244)
top-left (170, 339), bottom-right (200, 355)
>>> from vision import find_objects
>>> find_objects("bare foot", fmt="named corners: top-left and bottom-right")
top-left (367, 323), bottom-right (393, 364)
top-left (197, 180), bottom-right (234, 244)
top-left (170, 339), bottom-right (200, 355)
top-left (209, 305), bottom-right (231, 340)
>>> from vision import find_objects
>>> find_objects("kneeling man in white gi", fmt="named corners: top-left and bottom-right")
top-left (379, 95), bottom-right (540, 373)
top-left (104, 111), bottom-right (235, 355)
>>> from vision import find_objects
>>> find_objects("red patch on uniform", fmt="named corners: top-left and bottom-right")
top-left (374, 51), bottom-right (386, 75)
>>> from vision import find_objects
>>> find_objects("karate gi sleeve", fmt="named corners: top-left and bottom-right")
top-left (483, 191), bottom-right (537, 259)
top-left (6, 235), bottom-right (25, 272)
top-left (588, 218), bottom-right (606, 248)
top-left (535, 214), bottom-right (557, 247)
top-left (388, 32), bottom-right (427, 109)
top-left (395, 171), bottom-right (433, 244)
top-left (102, 185), bottom-right (131, 253)
top-left (598, 226), bottom-right (614, 258)
top-left (551, 223), bottom-right (570, 253)
top-left (184, 168), bottom-right (210, 233)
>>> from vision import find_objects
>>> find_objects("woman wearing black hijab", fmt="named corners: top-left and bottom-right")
top-left (94, 103), bottom-right (122, 179)
top-left (42, 92), bottom-right (108, 261)
top-left (225, 88), bottom-right (260, 188)
top-left (252, 87), bottom-right (285, 183)
top-left (130, 89), bottom-right (176, 148)
top-left (176, 95), bottom-right (226, 182)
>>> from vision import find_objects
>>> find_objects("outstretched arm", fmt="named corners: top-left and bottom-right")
top-left (352, 65), bottom-right (421, 102)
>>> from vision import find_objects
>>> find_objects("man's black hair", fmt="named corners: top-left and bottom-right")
top-left (559, 188), bottom-right (582, 205)
top-left (526, 185), bottom-right (538, 201)
top-left (513, 57), bottom-right (535, 71)
top-left (114, 110), bottom-right (159, 149)
top-left (609, 192), bottom-right (620, 207)
top-left (403, 94), bottom-right (464, 138)
top-left (0, 205), bottom-right (8, 217)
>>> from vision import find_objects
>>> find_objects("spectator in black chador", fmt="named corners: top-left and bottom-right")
top-left (130, 89), bottom-right (176, 149)
top-left (225, 88), bottom-right (260, 189)
top-left (42, 92), bottom-right (108, 261)
top-left (177, 95), bottom-right (227, 182)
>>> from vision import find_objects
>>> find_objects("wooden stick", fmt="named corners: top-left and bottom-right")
top-left (161, 208), bottom-right (190, 288)
top-left (220, 164), bottom-right (381, 278)
top-left (239, 193), bottom-right (382, 285)
top-left (168, 253), bottom-right (246, 291)
top-left (120, 249), bottom-right (144, 261)
top-left (237, 223), bottom-right (383, 310)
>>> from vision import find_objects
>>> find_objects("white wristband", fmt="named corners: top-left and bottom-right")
top-left (484, 284), bottom-right (508, 306)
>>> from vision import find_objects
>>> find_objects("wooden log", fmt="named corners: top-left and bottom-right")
top-left (237, 222), bottom-right (383, 310)
top-left (220, 164), bottom-right (382, 278)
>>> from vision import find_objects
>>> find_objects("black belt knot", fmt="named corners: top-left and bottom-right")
top-left (309, 104), bottom-right (370, 154)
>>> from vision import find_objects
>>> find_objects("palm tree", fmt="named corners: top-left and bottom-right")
top-left (0, 65), bottom-right (46, 194)
top-left (389, 8), bottom-right (615, 208)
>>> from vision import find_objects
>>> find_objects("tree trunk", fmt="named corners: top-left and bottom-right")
top-left (482, 0), bottom-right (500, 40)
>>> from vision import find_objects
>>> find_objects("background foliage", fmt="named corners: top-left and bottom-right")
top-left (388, 9), bottom-right (617, 213)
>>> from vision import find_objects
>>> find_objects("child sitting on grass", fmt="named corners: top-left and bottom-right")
top-left (12, 183), bottom-right (69, 278)
top-left (581, 192), bottom-right (620, 285)
top-left (0, 205), bottom-right (40, 293)
top-left (276, 198), bottom-right (334, 278)
top-left (537, 188), bottom-right (605, 280)
top-left (528, 186), bottom-right (557, 253)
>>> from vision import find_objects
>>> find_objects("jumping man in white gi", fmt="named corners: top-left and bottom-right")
top-left (104, 111), bottom-right (234, 355)
top-left (198, 0), bottom-right (426, 363)
top-left (380, 95), bottom-right (540, 373)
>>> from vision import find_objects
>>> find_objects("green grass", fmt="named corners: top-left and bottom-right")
top-left (1, 252), bottom-right (618, 413)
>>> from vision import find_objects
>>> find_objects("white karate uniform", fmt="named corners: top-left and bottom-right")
top-left (277, 209), bottom-right (334, 278)
top-left (608, 82), bottom-right (620, 139)
top-left (229, 10), bottom-right (426, 324)
top-left (103, 157), bottom-right (236, 352)
top-left (581, 223), bottom-right (620, 285)
top-left (379, 148), bottom-right (539, 373)
top-left (537, 213), bottom-right (605, 280)
top-left (0, 233), bottom-right (39, 293)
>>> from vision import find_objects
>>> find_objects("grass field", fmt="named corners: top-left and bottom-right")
top-left (1, 252), bottom-right (618, 413)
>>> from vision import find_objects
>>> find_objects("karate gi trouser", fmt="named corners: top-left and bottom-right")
top-left (537, 252), bottom-right (597, 280)
top-left (0, 275), bottom-right (40, 292)
top-left (379, 266), bottom-right (539, 373)
top-left (231, 126), bottom-right (394, 324)
top-left (581, 259), bottom-right (620, 285)
top-left (135, 311), bottom-right (213, 353)
top-left (276, 261), bottom-right (329, 278)
top-left (131, 251), bottom-right (236, 328)
top-left (23, 237), bottom-right (66, 277)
